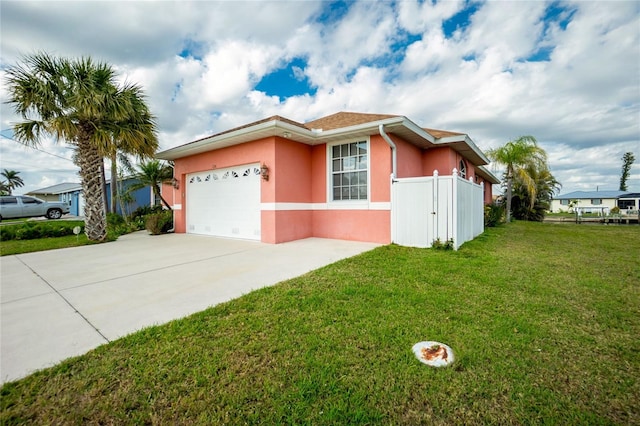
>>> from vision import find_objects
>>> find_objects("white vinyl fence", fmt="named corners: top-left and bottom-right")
top-left (391, 169), bottom-right (485, 249)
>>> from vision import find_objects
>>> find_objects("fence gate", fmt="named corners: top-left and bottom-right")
top-left (391, 176), bottom-right (437, 248)
top-left (391, 171), bottom-right (484, 249)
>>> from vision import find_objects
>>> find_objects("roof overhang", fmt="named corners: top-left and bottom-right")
top-left (475, 166), bottom-right (501, 184)
top-left (157, 115), bottom-right (491, 166)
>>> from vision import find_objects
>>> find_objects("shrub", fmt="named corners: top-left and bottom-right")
top-left (131, 205), bottom-right (164, 222)
top-left (610, 206), bottom-right (620, 215)
top-left (145, 210), bottom-right (173, 235)
top-left (431, 238), bottom-right (454, 250)
top-left (484, 202), bottom-right (505, 227)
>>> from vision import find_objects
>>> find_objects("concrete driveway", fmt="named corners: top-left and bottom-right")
top-left (1, 232), bottom-right (379, 384)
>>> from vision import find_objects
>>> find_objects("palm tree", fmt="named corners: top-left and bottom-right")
top-left (511, 164), bottom-right (561, 221)
top-left (129, 160), bottom-right (174, 210)
top-left (486, 136), bottom-right (548, 223)
top-left (5, 53), bottom-right (158, 241)
top-left (1, 169), bottom-right (25, 194)
top-left (105, 87), bottom-right (159, 214)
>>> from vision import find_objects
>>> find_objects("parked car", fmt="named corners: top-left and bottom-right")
top-left (0, 195), bottom-right (70, 221)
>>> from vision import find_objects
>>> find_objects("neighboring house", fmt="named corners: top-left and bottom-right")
top-left (29, 179), bottom-right (155, 217)
top-left (550, 190), bottom-right (632, 215)
top-left (105, 178), bottom-right (154, 216)
top-left (157, 111), bottom-right (500, 248)
top-left (27, 182), bottom-right (83, 216)
top-left (616, 193), bottom-right (640, 211)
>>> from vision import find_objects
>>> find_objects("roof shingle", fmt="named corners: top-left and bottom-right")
top-left (304, 111), bottom-right (399, 131)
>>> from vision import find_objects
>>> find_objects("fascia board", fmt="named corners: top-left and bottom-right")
top-left (312, 116), bottom-right (406, 138)
top-left (399, 118), bottom-right (437, 143)
top-left (157, 120), bottom-right (317, 159)
top-left (437, 134), bottom-right (490, 165)
top-left (476, 166), bottom-right (500, 184)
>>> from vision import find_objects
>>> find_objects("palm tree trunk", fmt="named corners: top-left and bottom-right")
top-left (506, 175), bottom-right (513, 223)
top-left (77, 135), bottom-right (108, 241)
top-left (153, 185), bottom-right (173, 210)
top-left (110, 153), bottom-right (118, 214)
top-left (99, 160), bottom-right (109, 218)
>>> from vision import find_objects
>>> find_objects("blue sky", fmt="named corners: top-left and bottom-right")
top-left (1, 0), bottom-right (638, 194)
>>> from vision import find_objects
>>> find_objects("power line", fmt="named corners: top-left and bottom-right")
top-left (0, 129), bottom-right (74, 162)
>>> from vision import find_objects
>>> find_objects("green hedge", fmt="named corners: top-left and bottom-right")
top-left (0, 221), bottom-right (85, 241)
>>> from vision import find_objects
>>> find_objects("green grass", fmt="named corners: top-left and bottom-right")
top-left (0, 234), bottom-right (94, 256)
top-left (1, 222), bottom-right (639, 424)
top-left (0, 220), bottom-right (124, 255)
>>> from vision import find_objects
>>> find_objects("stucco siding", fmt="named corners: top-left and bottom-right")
top-left (394, 136), bottom-right (423, 178)
top-left (370, 135), bottom-right (392, 202)
top-left (312, 209), bottom-right (391, 243)
top-left (274, 138), bottom-right (312, 203)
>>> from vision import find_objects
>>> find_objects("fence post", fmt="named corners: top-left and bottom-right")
top-left (452, 168), bottom-right (458, 249)
top-left (432, 170), bottom-right (439, 245)
top-left (480, 181), bottom-right (485, 235)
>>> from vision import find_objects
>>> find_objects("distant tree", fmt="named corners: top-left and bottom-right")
top-left (129, 160), bottom-right (174, 210)
top-left (486, 136), bottom-right (548, 223)
top-left (0, 181), bottom-right (11, 195)
top-left (5, 53), bottom-right (158, 241)
top-left (1, 169), bottom-right (25, 194)
top-left (568, 199), bottom-right (579, 213)
top-left (619, 152), bottom-right (635, 191)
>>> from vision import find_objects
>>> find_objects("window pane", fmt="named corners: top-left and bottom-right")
top-left (350, 187), bottom-right (359, 199)
top-left (358, 185), bottom-right (367, 199)
top-left (342, 187), bottom-right (350, 199)
top-left (333, 175), bottom-right (341, 186)
top-left (350, 143), bottom-right (357, 155)
top-left (333, 159), bottom-right (342, 172)
top-left (341, 144), bottom-right (349, 157)
top-left (333, 188), bottom-right (342, 200)
top-left (357, 142), bottom-right (367, 154)
top-left (332, 145), bottom-right (340, 158)
top-left (357, 155), bottom-right (367, 169)
top-left (0, 197), bottom-right (17, 204)
top-left (358, 171), bottom-right (366, 184)
top-left (343, 157), bottom-right (355, 171)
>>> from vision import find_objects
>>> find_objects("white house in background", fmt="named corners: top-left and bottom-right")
top-left (617, 193), bottom-right (640, 211)
top-left (550, 190), bottom-right (630, 215)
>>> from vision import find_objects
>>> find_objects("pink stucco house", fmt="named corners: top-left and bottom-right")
top-left (157, 112), bottom-right (499, 247)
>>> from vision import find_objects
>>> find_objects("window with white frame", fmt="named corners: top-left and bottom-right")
top-left (459, 160), bottom-right (467, 179)
top-left (330, 141), bottom-right (368, 201)
top-left (591, 199), bottom-right (602, 205)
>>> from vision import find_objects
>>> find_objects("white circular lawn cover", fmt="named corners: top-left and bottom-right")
top-left (412, 341), bottom-right (455, 367)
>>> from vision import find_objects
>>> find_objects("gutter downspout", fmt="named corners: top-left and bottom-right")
top-left (379, 124), bottom-right (397, 180)
top-left (379, 124), bottom-right (397, 245)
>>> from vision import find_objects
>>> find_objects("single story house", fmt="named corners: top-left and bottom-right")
top-left (27, 182), bottom-right (84, 216)
top-left (157, 112), bottom-right (499, 248)
top-left (105, 178), bottom-right (154, 216)
top-left (617, 193), bottom-right (640, 211)
top-left (550, 190), bottom-right (636, 215)
top-left (29, 179), bottom-right (155, 217)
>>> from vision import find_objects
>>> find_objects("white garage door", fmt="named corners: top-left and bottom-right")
top-left (186, 163), bottom-right (261, 240)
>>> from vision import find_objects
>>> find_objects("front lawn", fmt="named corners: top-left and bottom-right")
top-left (1, 222), bottom-right (638, 424)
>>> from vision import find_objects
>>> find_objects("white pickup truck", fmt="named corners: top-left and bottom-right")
top-left (0, 195), bottom-right (70, 221)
